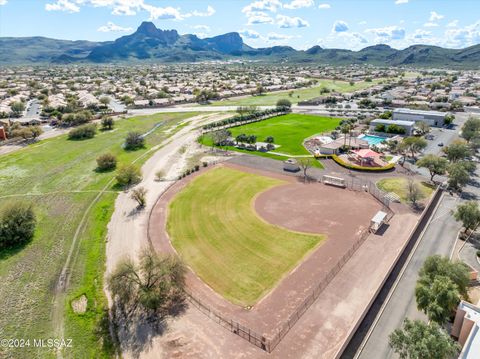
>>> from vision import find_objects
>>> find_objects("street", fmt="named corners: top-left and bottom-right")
top-left (344, 194), bottom-right (461, 359)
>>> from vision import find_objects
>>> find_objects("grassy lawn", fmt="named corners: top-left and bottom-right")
top-left (0, 112), bottom-right (197, 358)
top-left (377, 177), bottom-right (435, 202)
top-left (228, 114), bottom-right (340, 155)
top-left (198, 114), bottom-right (339, 169)
top-left (209, 78), bottom-right (387, 107)
top-left (167, 167), bottom-right (324, 306)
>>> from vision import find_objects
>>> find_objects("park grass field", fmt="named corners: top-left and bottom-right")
top-left (0, 112), bottom-right (197, 358)
top-left (209, 78), bottom-right (387, 107)
top-left (167, 166), bottom-right (325, 306)
top-left (227, 114), bottom-right (340, 155)
top-left (377, 178), bottom-right (435, 202)
top-left (205, 113), bottom-right (340, 156)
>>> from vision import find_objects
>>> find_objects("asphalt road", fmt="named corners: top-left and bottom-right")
top-left (423, 113), bottom-right (469, 156)
top-left (25, 99), bottom-right (40, 117)
top-left (349, 194), bottom-right (461, 359)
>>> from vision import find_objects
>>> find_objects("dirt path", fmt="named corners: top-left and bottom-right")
top-left (103, 112), bottom-right (230, 358)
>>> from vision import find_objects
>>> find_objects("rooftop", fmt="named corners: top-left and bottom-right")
top-left (370, 119), bottom-right (415, 126)
top-left (393, 108), bottom-right (446, 116)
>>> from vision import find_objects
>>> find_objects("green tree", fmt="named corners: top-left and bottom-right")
top-left (416, 121), bottom-right (430, 135)
top-left (276, 99), bottom-right (292, 109)
top-left (396, 141), bottom-right (409, 165)
top-left (0, 202), bottom-right (36, 249)
top-left (108, 249), bottom-right (186, 318)
top-left (116, 164), bottom-right (142, 187)
top-left (10, 101), bottom-right (25, 116)
top-left (461, 117), bottom-right (480, 143)
top-left (101, 116), bottom-right (114, 130)
top-left (402, 137), bottom-right (427, 160)
top-left (255, 84), bottom-right (265, 95)
top-left (454, 201), bottom-right (480, 234)
top-left (416, 154), bottom-right (448, 182)
top-left (417, 255), bottom-right (470, 298)
top-left (444, 114), bottom-right (455, 125)
top-left (130, 187), bottom-right (147, 208)
top-left (211, 129), bottom-right (231, 147)
top-left (389, 318), bottom-right (460, 359)
top-left (406, 179), bottom-right (422, 208)
top-left (415, 275), bottom-right (460, 324)
top-left (444, 140), bottom-right (471, 163)
top-left (30, 125), bottom-right (43, 140)
top-left (298, 158), bottom-right (313, 182)
top-left (448, 162), bottom-right (470, 191)
top-left (99, 96), bottom-right (110, 107)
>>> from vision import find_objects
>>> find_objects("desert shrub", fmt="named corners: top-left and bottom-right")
top-left (68, 123), bottom-right (97, 140)
top-left (124, 132), bottom-right (145, 150)
top-left (0, 202), bottom-right (36, 249)
top-left (116, 164), bottom-right (142, 187)
top-left (96, 153), bottom-right (117, 171)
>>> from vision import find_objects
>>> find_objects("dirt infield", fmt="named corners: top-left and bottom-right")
top-left (148, 162), bottom-right (382, 339)
top-left (255, 182), bottom-right (379, 237)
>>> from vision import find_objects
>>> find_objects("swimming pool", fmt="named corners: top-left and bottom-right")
top-left (358, 134), bottom-right (387, 146)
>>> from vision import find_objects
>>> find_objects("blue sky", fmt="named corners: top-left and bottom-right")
top-left (0, 0), bottom-right (479, 50)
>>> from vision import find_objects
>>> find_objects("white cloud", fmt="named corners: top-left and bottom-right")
top-left (395, 0), bottom-right (408, 4)
top-left (242, 0), bottom-right (282, 14)
top-left (97, 21), bottom-right (132, 32)
top-left (45, 0), bottom-right (80, 13)
top-left (284, 0), bottom-right (314, 10)
top-left (410, 29), bottom-right (432, 41)
top-left (193, 25), bottom-right (210, 32)
top-left (358, 20), bottom-right (367, 25)
top-left (141, 5), bottom-right (182, 20)
top-left (447, 20), bottom-right (459, 28)
top-left (0, 0), bottom-right (7, 5)
top-left (332, 20), bottom-right (349, 33)
top-left (246, 11), bottom-right (274, 25)
top-left (429, 11), bottom-right (444, 22)
top-left (239, 29), bottom-right (261, 39)
top-left (276, 14), bottom-right (309, 28)
top-left (184, 5), bottom-right (215, 18)
top-left (318, 31), bottom-right (367, 50)
top-left (267, 32), bottom-right (293, 40)
top-left (423, 22), bottom-right (439, 28)
top-left (444, 21), bottom-right (480, 48)
top-left (366, 25), bottom-right (405, 42)
top-left (73, 1), bottom-right (214, 20)
top-left (318, 3), bottom-right (331, 9)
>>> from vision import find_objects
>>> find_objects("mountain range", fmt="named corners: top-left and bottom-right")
top-left (1, 21), bottom-right (479, 68)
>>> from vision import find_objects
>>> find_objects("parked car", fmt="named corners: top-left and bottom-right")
top-left (438, 142), bottom-right (444, 147)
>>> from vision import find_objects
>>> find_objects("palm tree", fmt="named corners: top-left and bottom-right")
top-left (340, 124), bottom-right (350, 148)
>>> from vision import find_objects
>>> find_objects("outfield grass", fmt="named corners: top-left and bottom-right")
top-left (209, 78), bottom-right (387, 107)
top-left (167, 167), bottom-right (324, 306)
top-left (377, 178), bottom-right (435, 202)
top-left (0, 112), bottom-right (197, 358)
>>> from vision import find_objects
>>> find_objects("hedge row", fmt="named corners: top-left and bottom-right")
top-left (202, 106), bottom-right (291, 130)
top-left (331, 154), bottom-right (395, 171)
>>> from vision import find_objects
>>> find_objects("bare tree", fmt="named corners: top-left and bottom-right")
top-left (130, 187), bottom-right (147, 208)
top-left (406, 179), bottom-right (421, 208)
top-left (298, 158), bottom-right (313, 183)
